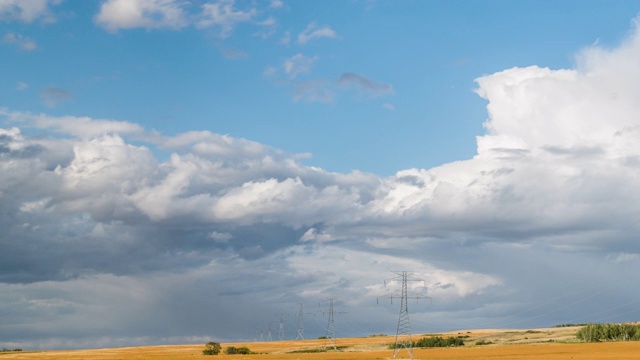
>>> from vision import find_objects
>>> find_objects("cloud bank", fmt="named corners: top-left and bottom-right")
top-left (4, 16), bottom-right (640, 351)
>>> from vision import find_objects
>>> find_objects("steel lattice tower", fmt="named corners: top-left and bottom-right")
top-left (266, 322), bottom-right (273, 342)
top-left (295, 303), bottom-right (305, 340)
top-left (393, 271), bottom-right (413, 358)
top-left (380, 271), bottom-right (429, 359)
top-left (278, 315), bottom-right (285, 341)
top-left (323, 298), bottom-right (337, 350)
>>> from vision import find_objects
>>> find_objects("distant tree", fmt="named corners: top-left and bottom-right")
top-left (224, 346), bottom-right (252, 355)
top-left (202, 341), bottom-right (221, 355)
top-left (415, 336), bottom-right (464, 347)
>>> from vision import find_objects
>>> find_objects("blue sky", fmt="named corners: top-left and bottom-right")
top-left (3, 0), bottom-right (640, 351)
top-left (4, 0), bottom-right (638, 175)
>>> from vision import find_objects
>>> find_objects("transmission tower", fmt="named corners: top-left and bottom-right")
top-left (324, 297), bottom-right (337, 350)
top-left (266, 322), bottom-right (273, 342)
top-left (380, 271), bottom-right (429, 359)
top-left (295, 302), bottom-right (305, 340)
top-left (278, 313), bottom-right (286, 340)
top-left (321, 297), bottom-right (345, 350)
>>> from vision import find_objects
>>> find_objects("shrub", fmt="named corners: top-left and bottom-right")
top-left (415, 336), bottom-right (464, 348)
top-left (389, 336), bottom-right (464, 349)
top-left (202, 341), bottom-right (221, 355)
top-left (289, 348), bottom-right (327, 353)
top-left (475, 340), bottom-right (493, 346)
top-left (555, 323), bottom-right (588, 328)
top-left (224, 346), bottom-right (252, 355)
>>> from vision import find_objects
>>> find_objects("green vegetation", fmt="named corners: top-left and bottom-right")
top-left (288, 346), bottom-right (347, 353)
top-left (1, 348), bottom-right (22, 352)
top-left (224, 346), bottom-right (253, 355)
top-left (475, 340), bottom-right (493, 346)
top-left (555, 323), bottom-right (588, 328)
top-left (389, 336), bottom-right (464, 349)
top-left (288, 348), bottom-right (328, 353)
top-left (576, 323), bottom-right (640, 342)
top-left (415, 336), bottom-right (465, 347)
top-left (202, 342), bottom-right (221, 355)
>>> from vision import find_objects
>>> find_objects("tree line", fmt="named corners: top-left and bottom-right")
top-left (577, 323), bottom-right (640, 342)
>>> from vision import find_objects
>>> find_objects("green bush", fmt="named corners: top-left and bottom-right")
top-left (389, 336), bottom-right (464, 349)
top-left (224, 346), bottom-right (252, 355)
top-left (475, 340), bottom-right (493, 346)
top-left (289, 348), bottom-right (327, 353)
top-left (555, 323), bottom-right (587, 328)
top-left (202, 341), bottom-right (221, 355)
top-left (415, 336), bottom-right (464, 348)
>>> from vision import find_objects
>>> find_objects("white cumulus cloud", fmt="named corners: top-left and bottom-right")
top-left (196, 0), bottom-right (256, 37)
top-left (0, 0), bottom-right (59, 23)
top-left (2, 32), bottom-right (37, 51)
top-left (297, 22), bottom-right (338, 44)
top-left (95, 0), bottom-right (188, 32)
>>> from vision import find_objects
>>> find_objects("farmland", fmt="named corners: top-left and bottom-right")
top-left (4, 325), bottom-right (640, 359)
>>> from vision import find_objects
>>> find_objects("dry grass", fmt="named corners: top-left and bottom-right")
top-left (4, 326), bottom-right (640, 359)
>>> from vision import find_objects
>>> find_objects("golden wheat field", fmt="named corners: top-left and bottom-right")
top-left (4, 326), bottom-right (640, 359)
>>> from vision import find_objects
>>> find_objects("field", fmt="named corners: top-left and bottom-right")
top-left (4, 326), bottom-right (640, 359)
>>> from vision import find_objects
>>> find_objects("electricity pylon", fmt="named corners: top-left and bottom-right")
top-left (266, 322), bottom-right (273, 342)
top-left (324, 297), bottom-right (337, 350)
top-left (278, 313), bottom-right (285, 340)
top-left (321, 297), bottom-right (346, 350)
top-left (380, 271), bottom-right (429, 359)
top-left (295, 302), bottom-right (305, 340)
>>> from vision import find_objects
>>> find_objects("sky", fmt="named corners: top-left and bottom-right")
top-left (3, 0), bottom-right (640, 351)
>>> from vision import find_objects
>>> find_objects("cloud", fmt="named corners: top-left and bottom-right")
top-left (339, 72), bottom-right (394, 97)
top-left (267, 71), bottom-right (392, 103)
top-left (4, 109), bottom-right (145, 139)
top-left (0, 0), bottom-right (59, 23)
top-left (16, 81), bottom-right (28, 91)
top-left (283, 53), bottom-right (316, 79)
top-left (196, 0), bottom-right (256, 37)
top-left (7, 16), bottom-right (640, 351)
top-left (94, 0), bottom-right (268, 37)
top-left (94, 0), bottom-right (188, 32)
top-left (2, 32), bottom-right (37, 51)
top-left (280, 30), bottom-right (291, 45)
top-left (292, 79), bottom-right (334, 103)
top-left (40, 87), bottom-right (72, 107)
top-left (297, 22), bottom-right (338, 44)
top-left (218, 45), bottom-right (247, 59)
top-left (269, 0), bottom-right (284, 9)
